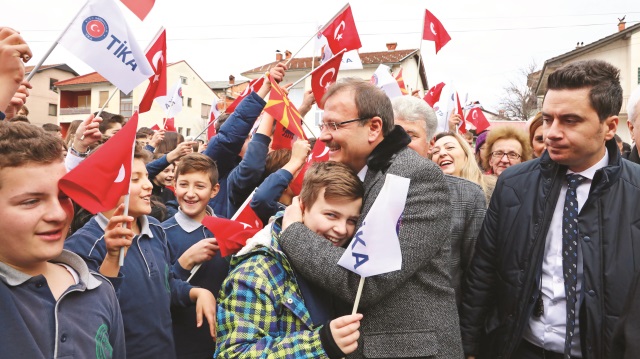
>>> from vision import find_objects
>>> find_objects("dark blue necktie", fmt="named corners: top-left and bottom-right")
top-left (563, 173), bottom-right (586, 358)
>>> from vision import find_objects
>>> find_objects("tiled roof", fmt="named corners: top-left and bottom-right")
top-left (54, 72), bottom-right (108, 87)
top-left (242, 49), bottom-right (419, 76)
top-left (25, 63), bottom-right (79, 76)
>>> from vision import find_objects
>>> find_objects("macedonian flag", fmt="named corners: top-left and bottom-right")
top-left (263, 72), bottom-right (307, 140)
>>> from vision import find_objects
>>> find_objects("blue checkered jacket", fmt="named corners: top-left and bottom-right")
top-left (215, 221), bottom-right (330, 358)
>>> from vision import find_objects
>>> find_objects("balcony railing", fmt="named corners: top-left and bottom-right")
top-left (60, 107), bottom-right (91, 115)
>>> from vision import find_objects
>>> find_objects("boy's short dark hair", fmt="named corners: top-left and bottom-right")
top-left (299, 161), bottom-right (364, 210)
top-left (42, 123), bottom-right (62, 132)
top-left (0, 122), bottom-right (64, 171)
top-left (175, 153), bottom-right (219, 187)
top-left (98, 113), bottom-right (125, 134)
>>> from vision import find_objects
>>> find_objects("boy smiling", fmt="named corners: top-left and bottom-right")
top-left (216, 161), bottom-right (364, 358)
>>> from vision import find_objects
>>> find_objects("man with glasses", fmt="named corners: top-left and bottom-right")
top-left (279, 78), bottom-right (463, 358)
top-left (461, 60), bottom-right (640, 359)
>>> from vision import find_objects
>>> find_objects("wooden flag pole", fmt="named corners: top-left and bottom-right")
top-left (352, 276), bottom-right (366, 314)
top-left (285, 32), bottom-right (317, 67)
top-left (118, 123), bottom-right (138, 267)
top-left (80, 89), bottom-right (118, 140)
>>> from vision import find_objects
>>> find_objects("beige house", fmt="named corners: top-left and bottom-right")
top-left (241, 43), bottom-right (428, 138)
top-left (534, 21), bottom-right (640, 142)
top-left (24, 64), bottom-right (79, 127)
top-left (55, 60), bottom-right (218, 138)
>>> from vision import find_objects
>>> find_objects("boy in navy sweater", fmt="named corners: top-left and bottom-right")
top-left (0, 122), bottom-right (125, 358)
top-left (162, 153), bottom-right (229, 358)
top-left (65, 145), bottom-right (217, 359)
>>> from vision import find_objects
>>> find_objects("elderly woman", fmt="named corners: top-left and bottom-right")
top-left (431, 131), bottom-right (496, 204)
top-left (528, 112), bottom-right (545, 158)
top-left (481, 126), bottom-right (532, 177)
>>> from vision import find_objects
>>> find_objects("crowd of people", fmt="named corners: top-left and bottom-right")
top-left (2, 25), bottom-right (640, 359)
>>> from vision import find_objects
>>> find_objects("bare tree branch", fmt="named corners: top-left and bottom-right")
top-left (500, 61), bottom-right (539, 121)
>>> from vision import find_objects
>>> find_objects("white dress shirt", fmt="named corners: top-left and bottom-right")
top-left (523, 149), bottom-right (609, 357)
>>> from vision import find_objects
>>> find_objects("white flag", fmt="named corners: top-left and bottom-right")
top-left (58, 0), bottom-right (153, 94)
top-left (338, 174), bottom-right (410, 277)
top-left (370, 64), bottom-right (403, 99)
top-left (155, 80), bottom-right (183, 118)
top-left (433, 83), bottom-right (455, 133)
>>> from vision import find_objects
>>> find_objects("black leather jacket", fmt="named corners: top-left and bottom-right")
top-left (461, 139), bottom-right (640, 359)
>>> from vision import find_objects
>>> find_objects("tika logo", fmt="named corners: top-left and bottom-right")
top-left (82, 16), bottom-right (109, 42)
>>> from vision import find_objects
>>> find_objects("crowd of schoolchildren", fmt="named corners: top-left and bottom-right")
top-left (0, 30), bottom-right (365, 358)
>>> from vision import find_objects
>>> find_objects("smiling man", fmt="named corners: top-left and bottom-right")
top-left (279, 78), bottom-right (463, 358)
top-left (461, 60), bottom-right (640, 359)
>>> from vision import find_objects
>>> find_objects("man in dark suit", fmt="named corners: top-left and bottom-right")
top-left (461, 60), bottom-right (640, 359)
top-left (280, 78), bottom-right (464, 358)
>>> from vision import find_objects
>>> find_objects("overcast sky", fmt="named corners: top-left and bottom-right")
top-left (5, 0), bottom-right (638, 111)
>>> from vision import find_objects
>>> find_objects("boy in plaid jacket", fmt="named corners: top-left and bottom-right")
top-left (215, 162), bottom-right (364, 358)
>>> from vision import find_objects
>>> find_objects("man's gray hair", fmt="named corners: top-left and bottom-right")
top-left (392, 96), bottom-right (437, 140)
top-left (627, 85), bottom-right (640, 125)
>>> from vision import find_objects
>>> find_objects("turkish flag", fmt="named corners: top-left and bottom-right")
top-left (138, 28), bottom-right (166, 113)
top-left (395, 68), bottom-right (409, 95)
top-left (263, 73), bottom-right (306, 140)
top-left (321, 4), bottom-right (362, 54)
top-left (231, 191), bottom-right (264, 230)
top-left (59, 112), bottom-right (138, 214)
top-left (466, 107), bottom-right (491, 133)
top-left (163, 118), bottom-right (177, 132)
top-left (289, 140), bottom-right (329, 195)
top-left (423, 82), bottom-right (445, 107)
top-left (422, 9), bottom-right (451, 54)
top-left (271, 121), bottom-right (295, 150)
top-left (201, 216), bottom-right (261, 257)
top-left (120, 0), bottom-right (155, 20)
top-left (455, 92), bottom-right (466, 134)
top-left (311, 49), bottom-right (345, 108)
top-left (225, 77), bottom-right (264, 114)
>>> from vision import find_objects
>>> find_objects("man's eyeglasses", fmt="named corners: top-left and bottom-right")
top-left (491, 151), bottom-right (522, 161)
top-left (318, 117), bottom-right (369, 132)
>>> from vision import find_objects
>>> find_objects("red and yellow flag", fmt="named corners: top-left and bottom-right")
top-left (263, 72), bottom-right (307, 140)
top-left (395, 68), bottom-right (409, 95)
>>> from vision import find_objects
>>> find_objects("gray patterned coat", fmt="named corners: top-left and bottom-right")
top-left (279, 127), bottom-right (464, 358)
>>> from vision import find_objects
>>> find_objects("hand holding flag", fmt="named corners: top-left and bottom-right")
top-left (59, 112), bottom-right (139, 214)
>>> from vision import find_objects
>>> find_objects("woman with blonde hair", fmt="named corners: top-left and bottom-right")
top-left (431, 131), bottom-right (496, 203)
top-left (481, 125), bottom-right (532, 177)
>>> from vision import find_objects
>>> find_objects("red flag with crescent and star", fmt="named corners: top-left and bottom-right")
top-left (311, 49), bottom-right (346, 108)
top-left (422, 9), bottom-right (451, 54)
top-left (225, 77), bottom-right (265, 114)
top-left (201, 216), bottom-right (261, 257)
top-left (120, 0), bottom-right (155, 20)
top-left (321, 4), bottom-right (362, 54)
top-left (263, 73), bottom-right (307, 140)
top-left (466, 107), bottom-right (491, 133)
top-left (59, 112), bottom-right (139, 214)
top-left (138, 28), bottom-right (166, 114)
top-left (423, 82), bottom-right (446, 107)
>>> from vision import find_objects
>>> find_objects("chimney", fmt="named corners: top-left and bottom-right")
top-left (275, 50), bottom-right (283, 61)
top-left (228, 75), bottom-right (235, 85)
top-left (386, 42), bottom-right (397, 51)
top-left (618, 21), bottom-right (626, 32)
top-left (285, 50), bottom-right (292, 59)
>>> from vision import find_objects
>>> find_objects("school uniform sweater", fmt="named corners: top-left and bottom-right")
top-left (162, 208), bottom-right (230, 359)
top-left (0, 250), bottom-right (125, 359)
top-left (65, 214), bottom-right (193, 359)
